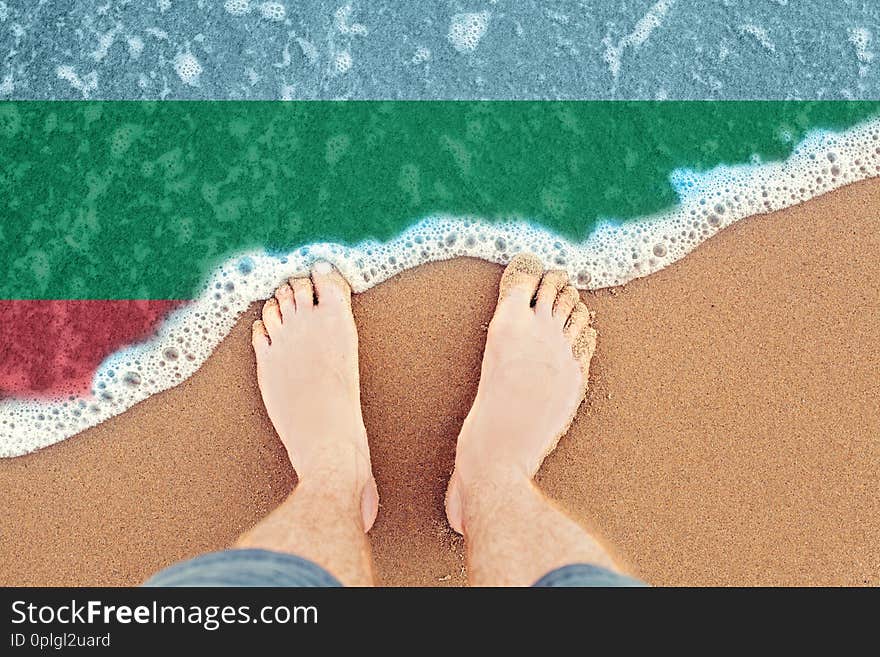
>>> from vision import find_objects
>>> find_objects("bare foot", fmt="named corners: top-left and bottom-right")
top-left (252, 261), bottom-right (379, 532)
top-left (445, 254), bottom-right (596, 534)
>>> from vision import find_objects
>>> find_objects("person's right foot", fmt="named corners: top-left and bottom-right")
top-left (252, 261), bottom-right (378, 532)
top-left (445, 254), bottom-right (597, 534)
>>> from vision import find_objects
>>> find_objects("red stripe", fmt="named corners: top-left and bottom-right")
top-left (0, 300), bottom-right (184, 398)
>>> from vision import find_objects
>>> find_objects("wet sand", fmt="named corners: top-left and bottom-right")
top-left (1, 179), bottom-right (878, 586)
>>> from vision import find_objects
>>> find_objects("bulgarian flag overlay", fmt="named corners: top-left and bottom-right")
top-left (2, 1), bottom-right (880, 455)
top-left (2, 101), bottom-right (880, 400)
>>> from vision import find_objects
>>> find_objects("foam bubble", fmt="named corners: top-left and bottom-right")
top-left (333, 51), bottom-right (353, 74)
top-left (3, 117), bottom-right (880, 458)
top-left (849, 27), bottom-right (874, 78)
top-left (448, 11), bottom-right (490, 53)
top-left (411, 46), bottom-right (431, 64)
top-left (224, 0), bottom-right (251, 16)
top-left (335, 4), bottom-right (367, 36)
top-left (259, 2), bottom-right (286, 22)
top-left (849, 28), bottom-right (871, 57)
top-left (173, 53), bottom-right (202, 85)
top-left (109, 123), bottom-right (143, 158)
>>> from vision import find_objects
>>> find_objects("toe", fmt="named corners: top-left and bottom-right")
top-left (564, 302), bottom-right (598, 373)
top-left (274, 283), bottom-right (295, 318)
top-left (311, 261), bottom-right (351, 307)
top-left (261, 298), bottom-right (282, 337)
top-left (564, 301), bottom-right (590, 341)
top-left (553, 286), bottom-right (580, 325)
top-left (573, 325), bottom-right (598, 367)
top-left (498, 253), bottom-right (544, 305)
top-left (290, 276), bottom-right (314, 311)
top-left (535, 270), bottom-right (569, 316)
top-left (251, 319), bottom-right (270, 350)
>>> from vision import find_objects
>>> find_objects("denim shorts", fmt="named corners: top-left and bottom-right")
top-left (144, 549), bottom-right (645, 587)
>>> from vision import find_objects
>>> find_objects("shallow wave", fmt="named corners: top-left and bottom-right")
top-left (2, 117), bottom-right (879, 457)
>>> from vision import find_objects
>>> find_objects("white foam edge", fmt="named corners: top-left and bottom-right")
top-left (2, 116), bottom-right (879, 457)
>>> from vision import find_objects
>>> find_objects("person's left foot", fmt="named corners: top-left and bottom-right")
top-left (445, 254), bottom-right (597, 535)
top-left (252, 262), bottom-right (379, 531)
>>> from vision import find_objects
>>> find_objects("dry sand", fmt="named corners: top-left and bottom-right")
top-left (1, 180), bottom-right (879, 587)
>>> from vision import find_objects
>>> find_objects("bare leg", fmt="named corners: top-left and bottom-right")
top-left (235, 262), bottom-right (379, 587)
top-left (446, 254), bottom-right (621, 586)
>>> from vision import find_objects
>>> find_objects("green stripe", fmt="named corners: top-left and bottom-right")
top-left (2, 101), bottom-right (878, 299)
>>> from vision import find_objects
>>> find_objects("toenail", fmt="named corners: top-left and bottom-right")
top-left (312, 261), bottom-right (332, 274)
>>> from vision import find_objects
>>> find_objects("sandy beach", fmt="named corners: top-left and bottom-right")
top-left (1, 179), bottom-right (878, 587)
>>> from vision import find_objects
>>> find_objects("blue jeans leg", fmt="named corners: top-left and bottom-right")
top-left (143, 549), bottom-right (343, 587)
top-left (532, 564), bottom-right (647, 587)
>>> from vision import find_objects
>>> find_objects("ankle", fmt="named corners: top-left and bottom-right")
top-left (293, 443), bottom-right (373, 496)
top-left (454, 454), bottom-right (532, 511)
top-left (456, 469), bottom-right (534, 533)
top-left (455, 449), bottom-right (528, 485)
top-left (294, 468), bottom-right (370, 515)
top-left (453, 420), bottom-right (531, 489)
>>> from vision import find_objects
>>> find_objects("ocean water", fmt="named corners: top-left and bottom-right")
top-left (2, 102), bottom-right (880, 456)
top-left (1, 0), bottom-right (878, 100)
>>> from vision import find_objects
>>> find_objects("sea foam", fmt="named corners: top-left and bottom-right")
top-left (2, 118), bottom-right (879, 457)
